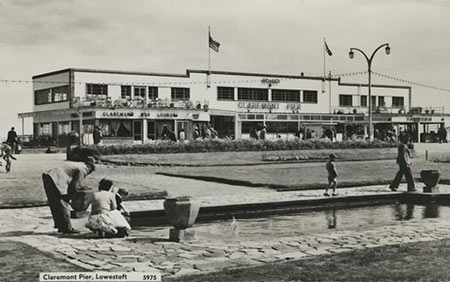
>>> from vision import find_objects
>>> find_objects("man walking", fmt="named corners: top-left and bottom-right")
top-left (42, 157), bottom-right (95, 233)
top-left (6, 127), bottom-right (17, 153)
top-left (389, 135), bottom-right (416, 192)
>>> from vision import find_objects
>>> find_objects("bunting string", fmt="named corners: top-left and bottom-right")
top-left (0, 71), bottom-right (449, 93)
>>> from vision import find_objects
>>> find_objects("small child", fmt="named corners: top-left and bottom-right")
top-left (0, 143), bottom-right (17, 172)
top-left (115, 188), bottom-right (129, 216)
top-left (325, 153), bottom-right (338, 196)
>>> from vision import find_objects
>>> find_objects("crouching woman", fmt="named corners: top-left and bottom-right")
top-left (86, 178), bottom-right (131, 237)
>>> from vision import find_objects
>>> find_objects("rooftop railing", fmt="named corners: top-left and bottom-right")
top-left (71, 97), bottom-right (209, 110)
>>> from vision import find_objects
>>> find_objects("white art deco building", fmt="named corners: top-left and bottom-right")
top-left (18, 68), bottom-right (449, 145)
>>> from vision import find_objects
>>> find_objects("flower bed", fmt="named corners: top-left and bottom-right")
top-left (83, 138), bottom-right (397, 155)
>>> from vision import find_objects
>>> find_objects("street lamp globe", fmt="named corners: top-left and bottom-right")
top-left (385, 45), bottom-right (391, 55)
top-left (349, 50), bottom-right (354, 59)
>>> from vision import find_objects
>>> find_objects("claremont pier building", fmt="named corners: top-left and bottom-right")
top-left (19, 68), bottom-right (449, 145)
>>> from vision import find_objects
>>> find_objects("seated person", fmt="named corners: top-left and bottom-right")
top-left (86, 179), bottom-right (131, 237)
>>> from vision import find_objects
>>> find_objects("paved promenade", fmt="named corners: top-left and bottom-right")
top-left (2, 184), bottom-right (450, 279)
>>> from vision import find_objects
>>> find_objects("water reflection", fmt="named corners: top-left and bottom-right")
top-left (325, 209), bottom-right (337, 229)
top-left (393, 203), bottom-right (415, 220)
top-left (423, 203), bottom-right (440, 218)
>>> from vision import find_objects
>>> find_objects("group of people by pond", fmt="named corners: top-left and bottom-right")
top-left (42, 154), bottom-right (131, 237)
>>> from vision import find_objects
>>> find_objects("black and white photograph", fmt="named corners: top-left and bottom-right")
top-left (1, 0), bottom-right (450, 281)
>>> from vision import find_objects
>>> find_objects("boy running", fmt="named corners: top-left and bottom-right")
top-left (0, 142), bottom-right (17, 172)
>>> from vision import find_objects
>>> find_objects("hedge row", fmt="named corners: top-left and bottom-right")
top-left (82, 139), bottom-right (397, 156)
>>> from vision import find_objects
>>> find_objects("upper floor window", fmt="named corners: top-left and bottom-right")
top-left (378, 96), bottom-right (385, 107)
top-left (35, 89), bottom-right (52, 105)
top-left (35, 85), bottom-right (69, 105)
top-left (339, 95), bottom-right (353, 107)
top-left (392, 97), bottom-right (404, 108)
top-left (237, 88), bottom-right (268, 101)
top-left (121, 86), bottom-right (131, 100)
top-left (361, 96), bottom-right (367, 107)
top-left (171, 87), bottom-right (190, 101)
top-left (217, 87), bottom-right (234, 101)
top-left (86, 84), bottom-right (108, 96)
top-left (134, 86), bottom-right (146, 99)
top-left (148, 87), bottom-right (158, 100)
top-left (303, 90), bottom-right (318, 103)
top-left (371, 96), bottom-right (377, 108)
top-left (272, 89), bottom-right (301, 102)
top-left (52, 86), bottom-right (69, 102)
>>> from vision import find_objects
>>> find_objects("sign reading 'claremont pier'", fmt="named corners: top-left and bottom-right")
top-left (237, 102), bottom-right (301, 111)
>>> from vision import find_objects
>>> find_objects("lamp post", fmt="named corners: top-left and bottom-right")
top-left (349, 43), bottom-right (390, 141)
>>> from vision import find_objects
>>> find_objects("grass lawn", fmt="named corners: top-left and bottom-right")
top-left (101, 148), bottom-right (399, 166)
top-left (168, 238), bottom-right (450, 282)
top-left (0, 154), bottom-right (167, 207)
top-left (160, 159), bottom-right (450, 189)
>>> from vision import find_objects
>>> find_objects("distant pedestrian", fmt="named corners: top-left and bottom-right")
top-left (6, 127), bottom-right (17, 153)
top-left (179, 128), bottom-right (185, 142)
top-left (324, 153), bottom-right (338, 196)
top-left (259, 126), bottom-right (267, 140)
top-left (249, 128), bottom-right (259, 140)
top-left (42, 157), bottom-right (96, 234)
top-left (389, 135), bottom-right (416, 192)
top-left (193, 126), bottom-right (201, 140)
top-left (93, 126), bottom-right (103, 146)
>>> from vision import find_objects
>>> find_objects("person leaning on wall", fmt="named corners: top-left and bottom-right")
top-left (42, 156), bottom-right (96, 234)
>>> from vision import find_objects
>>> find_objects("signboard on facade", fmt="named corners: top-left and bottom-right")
top-left (238, 102), bottom-right (280, 110)
top-left (102, 111), bottom-right (134, 117)
top-left (261, 78), bottom-right (280, 85)
top-left (237, 102), bottom-right (301, 111)
top-left (392, 115), bottom-right (438, 123)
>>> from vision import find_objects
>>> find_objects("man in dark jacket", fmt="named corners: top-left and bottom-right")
top-left (389, 135), bottom-right (416, 192)
top-left (6, 127), bottom-right (17, 152)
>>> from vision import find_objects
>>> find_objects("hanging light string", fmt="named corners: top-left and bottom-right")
top-left (331, 71), bottom-right (369, 78)
top-left (0, 71), bottom-right (449, 92)
top-left (372, 71), bottom-right (450, 93)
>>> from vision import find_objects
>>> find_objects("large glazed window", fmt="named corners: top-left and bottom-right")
top-left (86, 84), bottom-right (108, 100)
top-left (171, 87), bottom-right (190, 101)
top-left (272, 89), bottom-right (301, 102)
top-left (217, 87), bottom-right (234, 100)
top-left (392, 97), bottom-right (404, 108)
top-left (339, 95), bottom-right (353, 107)
top-left (303, 90), bottom-right (318, 103)
top-left (237, 88), bottom-right (268, 101)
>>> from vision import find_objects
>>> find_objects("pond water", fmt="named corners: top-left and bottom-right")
top-left (133, 202), bottom-right (448, 243)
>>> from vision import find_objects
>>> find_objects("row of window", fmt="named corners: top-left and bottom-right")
top-left (90, 84), bottom-right (190, 101)
top-left (339, 94), bottom-right (404, 108)
top-left (218, 87), bottom-right (318, 103)
top-left (35, 85), bottom-right (69, 105)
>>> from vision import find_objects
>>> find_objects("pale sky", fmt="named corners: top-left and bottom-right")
top-left (0, 0), bottom-right (449, 135)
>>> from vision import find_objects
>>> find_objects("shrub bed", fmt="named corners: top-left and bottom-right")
top-left (83, 139), bottom-right (397, 155)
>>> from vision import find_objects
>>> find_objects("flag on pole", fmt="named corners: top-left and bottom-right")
top-left (209, 31), bottom-right (220, 52)
top-left (325, 40), bottom-right (333, 56)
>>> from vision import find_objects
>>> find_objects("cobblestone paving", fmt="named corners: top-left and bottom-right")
top-left (2, 184), bottom-right (450, 278)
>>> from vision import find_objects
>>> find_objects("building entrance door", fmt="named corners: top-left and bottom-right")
top-left (133, 120), bottom-right (143, 141)
top-left (177, 121), bottom-right (190, 140)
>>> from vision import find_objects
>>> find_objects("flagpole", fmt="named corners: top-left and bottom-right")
top-left (322, 37), bottom-right (326, 93)
top-left (207, 26), bottom-right (211, 88)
